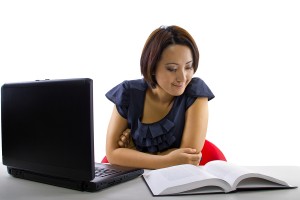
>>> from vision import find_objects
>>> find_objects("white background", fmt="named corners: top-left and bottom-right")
top-left (1, 0), bottom-right (299, 166)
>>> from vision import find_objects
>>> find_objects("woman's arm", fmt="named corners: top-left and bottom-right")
top-left (106, 106), bottom-right (201, 169)
top-left (180, 97), bottom-right (209, 152)
top-left (153, 97), bottom-right (208, 156)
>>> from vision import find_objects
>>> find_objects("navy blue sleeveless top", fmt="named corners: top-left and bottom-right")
top-left (105, 77), bottom-right (214, 153)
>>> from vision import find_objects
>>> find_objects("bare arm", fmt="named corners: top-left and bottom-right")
top-left (105, 106), bottom-right (201, 169)
top-left (180, 97), bottom-right (208, 152)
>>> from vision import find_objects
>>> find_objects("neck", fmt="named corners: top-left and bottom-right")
top-left (149, 86), bottom-right (174, 106)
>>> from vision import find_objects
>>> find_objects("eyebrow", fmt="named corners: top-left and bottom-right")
top-left (165, 60), bottom-right (193, 66)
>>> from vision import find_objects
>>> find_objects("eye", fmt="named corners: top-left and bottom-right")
top-left (185, 65), bottom-right (194, 70)
top-left (166, 67), bottom-right (177, 72)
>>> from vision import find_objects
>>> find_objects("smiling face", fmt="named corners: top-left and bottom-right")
top-left (154, 44), bottom-right (194, 97)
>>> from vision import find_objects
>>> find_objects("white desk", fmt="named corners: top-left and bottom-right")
top-left (0, 164), bottom-right (299, 200)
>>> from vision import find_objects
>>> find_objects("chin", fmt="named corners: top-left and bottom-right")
top-left (170, 88), bottom-right (185, 96)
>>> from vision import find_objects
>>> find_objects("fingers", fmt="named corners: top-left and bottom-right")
top-left (118, 129), bottom-right (131, 148)
top-left (185, 153), bottom-right (200, 165)
top-left (181, 148), bottom-right (197, 154)
top-left (120, 135), bottom-right (127, 142)
top-left (123, 130), bottom-right (130, 137)
top-left (118, 140), bottom-right (126, 147)
top-left (190, 154), bottom-right (201, 162)
top-left (180, 148), bottom-right (202, 165)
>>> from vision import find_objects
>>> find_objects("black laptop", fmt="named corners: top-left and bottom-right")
top-left (1, 78), bottom-right (143, 192)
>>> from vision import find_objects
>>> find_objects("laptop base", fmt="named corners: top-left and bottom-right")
top-left (7, 164), bottom-right (144, 192)
top-left (8, 167), bottom-right (86, 191)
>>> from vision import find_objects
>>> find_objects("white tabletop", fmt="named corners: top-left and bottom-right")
top-left (0, 164), bottom-right (299, 200)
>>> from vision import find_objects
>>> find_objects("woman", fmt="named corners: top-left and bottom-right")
top-left (105, 25), bottom-right (214, 169)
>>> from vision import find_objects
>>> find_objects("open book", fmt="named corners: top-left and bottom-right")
top-left (143, 160), bottom-right (296, 196)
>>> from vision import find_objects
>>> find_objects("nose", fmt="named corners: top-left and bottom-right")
top-left (176, 69), bottom-right (186, 82)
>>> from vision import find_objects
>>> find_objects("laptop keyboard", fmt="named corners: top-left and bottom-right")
top-left (95, 167), bottom-right (122, 177)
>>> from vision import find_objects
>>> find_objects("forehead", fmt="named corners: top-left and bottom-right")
top-left (160, 44), bottom-right (192, 62)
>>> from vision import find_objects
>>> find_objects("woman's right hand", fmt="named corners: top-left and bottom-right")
top-left (164, 148), bottom-right (202, 166)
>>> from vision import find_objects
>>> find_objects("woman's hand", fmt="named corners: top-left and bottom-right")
top-left (118, 129), bottom-right (136, 149)
top-left (164, 148), bottom-right (202, 166)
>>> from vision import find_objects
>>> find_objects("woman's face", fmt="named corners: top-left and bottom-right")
top-left (155, 44), bottom-right (194, 96)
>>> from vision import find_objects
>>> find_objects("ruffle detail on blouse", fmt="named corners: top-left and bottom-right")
top-left (132, 118), bottom-right (176, 153)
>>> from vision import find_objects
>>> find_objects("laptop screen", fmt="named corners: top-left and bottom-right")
top-left (1, 78), bottom-right (95, 181)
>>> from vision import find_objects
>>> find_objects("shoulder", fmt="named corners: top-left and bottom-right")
top-left (122, 79), bottom-right (148, 91)
top-left (105, 79), bottom-right (147, 104)
top-left (107, 79), bottom-right (147, 94)
top-left (185, 77), bottom-right (215, 101)
top-left (105, 79), bottom-right (147, 118)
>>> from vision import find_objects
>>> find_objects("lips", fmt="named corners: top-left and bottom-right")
top-left (172, 83), bottom-right (183, 88)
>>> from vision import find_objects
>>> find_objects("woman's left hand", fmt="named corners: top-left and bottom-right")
top-left (118, 129), bottom-right (136, 149)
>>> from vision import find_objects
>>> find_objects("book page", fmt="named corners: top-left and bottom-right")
top-left (203, 160), bottom-right (291, 189)
top-left (143, 164), bottom-right (231, 195)
top-left (203, 160), bottom-right (254, 187)
top-left (236, 177), bottom-right (290, 189)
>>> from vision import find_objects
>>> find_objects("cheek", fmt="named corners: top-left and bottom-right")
top-left (156, 75), bottom-right (169, 86)
top-left (156, 71), bottom-right (172, 82)
top-left (186, 71), bottom-right (194, 80)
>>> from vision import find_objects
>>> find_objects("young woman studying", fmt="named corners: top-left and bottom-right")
top-left (105, 25), bottom-right (214, 169)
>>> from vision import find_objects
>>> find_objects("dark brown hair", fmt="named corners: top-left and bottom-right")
top-left (140, 25), bottom-right (200, 88)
